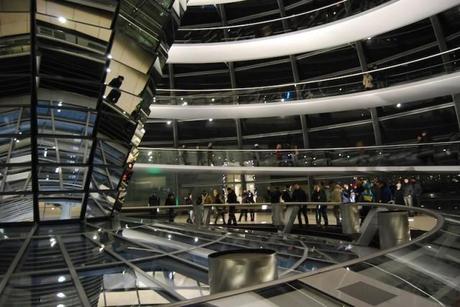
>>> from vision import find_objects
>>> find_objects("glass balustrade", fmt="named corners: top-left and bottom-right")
top-left (137, 141), bottom-right (460, 167)
top-left (176, 0), bottom-right (390, 43)
top-left (153, 48), bottom-right (460, 106)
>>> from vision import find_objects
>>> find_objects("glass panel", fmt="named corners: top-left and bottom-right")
top-left (37, 138), bottom-right (92, 164)
top-left (2, 273), bottom-right (81, 306)
top-left (0, 165), bottom-right (32, 192)
top-left (38, 166), bottom-right (87, 190)
top-left (16, 238), bottom-right (68, 272)
top-left (0, 195), bottom-right (33, 222)
top-left (61, 235), bottom-right (118, 267)
top-left (0, 239), bottom-right (23, 274)
top-left (39, 193), bottom-right (84, 220)
top-left (79, 266), bottom-right (173, 306)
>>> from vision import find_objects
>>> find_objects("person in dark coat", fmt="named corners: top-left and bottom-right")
top-left (106, 75), bottom-right (124, 104)
top-left (164, 192), bottom-right (176, 222)
top-left (246, 190), bottom-right (255, 221)
top-left (239, 191), bottom-right (249, 222)
top-left (226, 187), bottom-right (238, 225)
top-left (213, 189), bottom-right (226, 225)
top-left (270, 187), bottom-right (281, 203)
top-left (377, 180), bottom-right (392, 203)
top-left (292, 184), bottom-right (308, 225)
top-left (281, 185), bottom-right (291, 203)
top-left (393, 181), bottom-right (405, 205)
top-left (148, 192), bottom-right (160, 219)
top-left (312, 185), bottom-right (328, 226)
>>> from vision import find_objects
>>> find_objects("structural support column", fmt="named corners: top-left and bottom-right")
top-left (453, 94), bottom-right (460, 131)
top-left (168, 64), bottom-right (180, 198)
top-left (355, 41), bottom-right (382, 145)
top-left (430, 15), bottom-right (452, 72)
top-left (30, 0), bottom-right (40, 221)
top-left (370, 108), bottom-right (382, 145)
top-left (168, 64), bottom-right (179, 148)
top-left (279, 0), bottom-right (309, 148)
top-left (430, 14), bottom-right (459, 130)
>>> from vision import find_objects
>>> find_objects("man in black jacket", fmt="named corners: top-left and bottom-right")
top-left (292, 184), bottom-right (308, 225)
top-left (281, 185), bottom-right (291, 203)
top-left (106, 75), bottom-right (124, 104)
top-left (312, 185), bottom-right (328, 226)
top-left (226, 187), bottom-right (238, 225)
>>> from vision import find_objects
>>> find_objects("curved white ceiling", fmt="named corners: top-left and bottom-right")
top-left (149, 71), bottom-right (460, 120)
top-left (187, 0), bottom-right (245, 6)
top-left (168, 0), bottom-right (460, 63)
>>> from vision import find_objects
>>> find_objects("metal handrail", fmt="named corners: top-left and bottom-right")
top-left (163, 202), bottom-right (445, 306)
top-left (179, 0), bottom-right (347, 31)
top-left (123, 202), bottom-right (345, 211)
top-left (139, 140), bottom-right (460, 153)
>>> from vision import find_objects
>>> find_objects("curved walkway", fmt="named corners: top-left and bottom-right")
top-left (187, 0), bottom-right (245, 5)
top-left (168, 0), bottom-right (460, 63)
top-left (149, 70), bottom-right (460, 120)
top-left (134, 164), bottom-right (460, 175)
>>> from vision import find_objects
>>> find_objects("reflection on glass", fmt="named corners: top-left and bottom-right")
top-left (39, 193), bottom-right (84, 220)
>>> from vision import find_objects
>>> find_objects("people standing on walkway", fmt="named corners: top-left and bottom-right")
top-left (193, 191), bottom-right (205, 226)
top-left (148, 192), bottom-right (160, 219)
top-left (226, 187), bottom-right (238, 225)
top-left (196, 145), bottom-right (204, 165)
top-left (207, 142), bottom-right (214, 166)
top-left (253, 144), bottom-right (261, 166)
top-left (342, 184), bottom-right (351, 203)
top-left (106, 75), bottom-right (124, 104)
top-left (213, 189), bottom-right (226, 225)
top-left (403, 178), bottom-right (414, 209)
top-left (330, 184), bottom-right (342, 226)
top-left (184, 193), bottom-right (193, 223)
top-left (247, 190), bottom-right (255, 222)
top-left (180, 145), bottom-right (188, 165)
top-left (360, 179), bottom-right (374, 223)
top-left (270, 186), bottom-right (282, 227)
top-left (239, 191), bottom-right (249, 222)
top-left (393, 181), bottom-right (405, 205)
top-left (362, 73), bottom-right (374, 90)
top-left (411, 178), bottom-right (422, 208)
top-left (281, 185), bottom-right (291, 203)
top-left (164, 192), bottom-right (176, 222)
top-left (312, 185), bottom-right (328, 226)
top-left (292, 184), bottom-right (308, 225)
top-left (377, 180), bottom-right (392, 203)
top-left (275, 144), bottom-right (283, 166)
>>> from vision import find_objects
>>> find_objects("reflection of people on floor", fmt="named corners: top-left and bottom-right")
top-left (106, 75), bottom-right (124, 104)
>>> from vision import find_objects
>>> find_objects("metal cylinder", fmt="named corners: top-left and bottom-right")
top-left (208, 249), bottom-right (278, 294)
top-left (340, 203), bottom-right (360, 234)
top-left (378, 210), bottom-right (411, 249)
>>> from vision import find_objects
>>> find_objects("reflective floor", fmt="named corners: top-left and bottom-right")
top-left (0, 218), bottom-right (360, 306)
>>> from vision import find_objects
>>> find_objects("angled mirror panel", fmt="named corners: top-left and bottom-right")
top-left (39, 192), bottom-right (84, 220)
top-left (0, 195), bottom-right (33, 222)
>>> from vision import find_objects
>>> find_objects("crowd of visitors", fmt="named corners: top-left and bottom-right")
top-left (147, 176), bottom-right (423, 225)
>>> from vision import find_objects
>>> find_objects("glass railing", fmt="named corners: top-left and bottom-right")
top-left (175, 0), bottom-right (389, 43)
top-left (0, 202), bottom-right (454, 305)
top-left (138, 141), bottom-right (460, 167)
top-left (153, 48), bottom-right (460, 106)
top-left (144, 203), bottom-right (459, 307)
